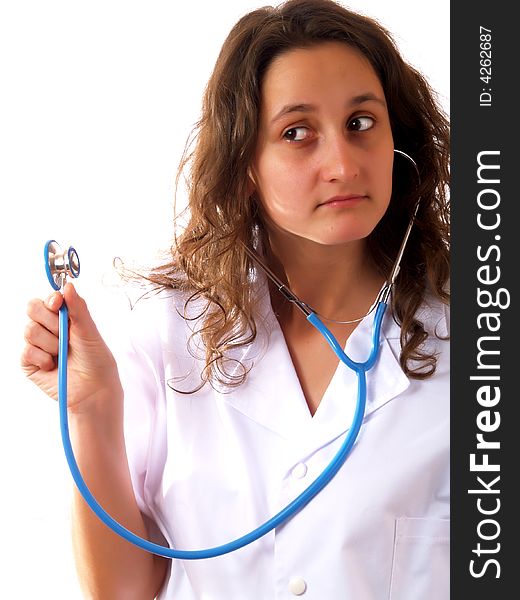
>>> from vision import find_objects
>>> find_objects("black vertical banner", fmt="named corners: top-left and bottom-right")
top-left (451, 2), bottom-right (516, 597)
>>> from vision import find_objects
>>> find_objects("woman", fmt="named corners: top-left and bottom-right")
top-left (21, 0), bottom-right (450, 598)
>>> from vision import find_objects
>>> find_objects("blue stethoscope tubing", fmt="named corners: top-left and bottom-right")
top-left (49, 241), bottom-right (386, 560)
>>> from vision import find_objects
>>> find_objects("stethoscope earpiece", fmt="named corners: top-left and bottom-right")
top-left (44, 239), bottom-right (80, 291)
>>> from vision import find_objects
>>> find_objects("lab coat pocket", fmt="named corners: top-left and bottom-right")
top-left (389, 517), bottom-right (450, 600)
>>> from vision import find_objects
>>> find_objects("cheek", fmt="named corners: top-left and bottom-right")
top-left (384, 168), bottom-right (394, 206)
top-left (378, 153), bottom-right (395, 206)
top-left (254, 155), bottom-right (310, 216)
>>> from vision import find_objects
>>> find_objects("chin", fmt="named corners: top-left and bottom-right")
top-left (313, 225), bottom-right (377, 247)
top-left (267, 219), bottom-right (378, 248)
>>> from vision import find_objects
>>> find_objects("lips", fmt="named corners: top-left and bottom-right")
top-left (319, 194), bottom-right (367, 207)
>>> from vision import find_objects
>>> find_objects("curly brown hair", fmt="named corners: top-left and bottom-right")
top-left (144, 0), bottom-right (450, 391)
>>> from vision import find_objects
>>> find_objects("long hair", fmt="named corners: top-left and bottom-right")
top-left (147, 0), bottom-right (450, 391)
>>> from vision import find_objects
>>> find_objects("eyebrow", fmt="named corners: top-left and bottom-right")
top-left (270, 92), bottom-right (387, 124)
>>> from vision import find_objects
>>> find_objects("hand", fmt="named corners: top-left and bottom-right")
top-left (21, 282), bottom-right (123, 414)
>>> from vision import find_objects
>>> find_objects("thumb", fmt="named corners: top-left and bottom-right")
top-left (62, 282), bottom-right (100, 340)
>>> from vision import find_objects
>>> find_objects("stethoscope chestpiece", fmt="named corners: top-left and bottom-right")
top-left (44, 239), bottom-right (80, 291)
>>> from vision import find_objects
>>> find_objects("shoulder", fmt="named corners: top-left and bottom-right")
top-left (106, 286), bottom-right (205, 374)
top-left (413, 294), bottom-right (450, 377)
top-left (383, 293), bottom-right (450, 342)
top-left (127, 286), bottom-right (202, 341)
top-left (415, 293), bottom-right (450, 339)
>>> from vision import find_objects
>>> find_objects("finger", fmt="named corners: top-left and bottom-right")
top-left (45, 291), bottom-right (64, 312)
top-left (20, 342), bottom-right (56, 372)
top-left (23, 320), bottom-right (59, 356)
top-left (26, 297), bottom-right (61, 337)
top-left (63, 283), bottom-right (101, 340)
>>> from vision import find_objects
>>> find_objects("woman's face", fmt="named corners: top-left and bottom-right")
top-left (251, 42), bottom-right (394, 248)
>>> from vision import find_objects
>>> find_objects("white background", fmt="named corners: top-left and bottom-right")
top-left (0, 1), bottom-right (448, 597)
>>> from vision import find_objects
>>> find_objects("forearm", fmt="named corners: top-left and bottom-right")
top-left (69, 399), bottom-right (167, 599)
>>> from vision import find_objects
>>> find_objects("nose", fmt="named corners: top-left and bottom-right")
top-left (319, 133), bottom-right (360, 183)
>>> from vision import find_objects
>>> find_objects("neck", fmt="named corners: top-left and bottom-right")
top-left (263, 233), bottom-right (383, 324)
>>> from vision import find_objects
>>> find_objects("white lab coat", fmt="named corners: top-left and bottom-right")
top-left (116, 276), bottom-right (449, 599)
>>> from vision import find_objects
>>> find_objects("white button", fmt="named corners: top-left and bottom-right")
top-left (291, 462), bottom-right (308, 479)
top-left (288, 577), bottom-right (307, 595)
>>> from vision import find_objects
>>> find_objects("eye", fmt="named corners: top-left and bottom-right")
top-left (348, 116), bottom-right (375, 132)
top-left (282, 126), bottom-right (311, 142)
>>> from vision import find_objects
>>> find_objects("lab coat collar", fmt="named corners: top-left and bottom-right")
top-left (214, 273), bottom-right (411, 453)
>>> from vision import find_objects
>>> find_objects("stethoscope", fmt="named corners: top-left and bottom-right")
top-left (44, 149), bottom-right (419, 560)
